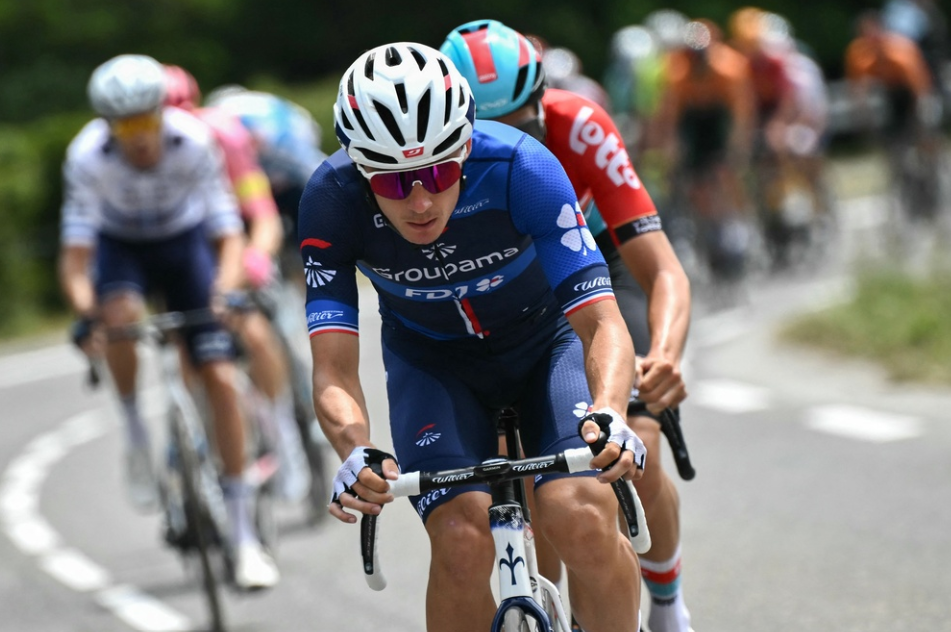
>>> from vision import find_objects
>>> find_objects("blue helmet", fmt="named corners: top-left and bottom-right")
top-left (440, 19), bottom-right (546, 119)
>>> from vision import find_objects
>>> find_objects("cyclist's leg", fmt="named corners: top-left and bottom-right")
top-left (521, 329), bottom-right (640, 632)
top-left (164, 227), bottom-right (278, 587)
top-left (535, 483), bottom-right (639, 632)
top-left (592, 256), bottom-right (692, 631)
top-left (382, 336), bottom-right (500, 632)
top-left (95, 236), bottom-right (156, 510)
top-left (236, 312), bottom-right (310, 500)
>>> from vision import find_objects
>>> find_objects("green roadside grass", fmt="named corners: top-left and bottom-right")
top-left (779, 267), bottom-right (951, 386)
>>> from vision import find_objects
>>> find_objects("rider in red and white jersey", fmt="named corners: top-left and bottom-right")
top-left (442, 20), bottom-right (693, 632)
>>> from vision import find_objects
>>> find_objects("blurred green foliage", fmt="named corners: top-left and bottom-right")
top-left (2, 0), bottom-right (873, 124)
top-left (0, 0), bottom-right (885, 332)
top-left (782, 269), bottom-right (951, 385)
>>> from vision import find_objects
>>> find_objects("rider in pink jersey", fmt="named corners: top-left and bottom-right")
top-left (164, 65), bottom-right (312, 504)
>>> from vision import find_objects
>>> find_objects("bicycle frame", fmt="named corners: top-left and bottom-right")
top-left (359, 418), bottom-right (651, 631)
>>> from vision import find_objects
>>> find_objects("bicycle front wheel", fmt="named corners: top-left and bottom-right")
top-left (172, 411), bottom-right (226, 632)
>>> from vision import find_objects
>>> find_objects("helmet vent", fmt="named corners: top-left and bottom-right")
top-left (352, 108), bottom-right (374, 140)
top-left (513, 66), bottom-right (529, 103)
top-left (340, 111), bottom-right (354, 131)
top-left (364, 53), bottom-right (376, 79)
top-left (395, 83), bottom-right (408, 113)
top-left (356, 148), bottom-right (399, 165)
top-left (416, 89), bottom-right (431, 142)
top-left (409, 47), bottom-right (427, 70)
top-left (347, 72), bottom-right (356, 97)
top-left (385, 47), bottom-right (403, 66)
top-left (373, 100), bottom-right (405, 146)
top-left (433, 126), bottom-right (463, 156)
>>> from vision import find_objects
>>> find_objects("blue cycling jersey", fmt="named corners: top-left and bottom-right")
top-left (297, 120), bottom-right (614, 342)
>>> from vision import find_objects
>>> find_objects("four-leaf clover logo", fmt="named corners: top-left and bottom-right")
top-left (557, 203), bottom-right (596, 254)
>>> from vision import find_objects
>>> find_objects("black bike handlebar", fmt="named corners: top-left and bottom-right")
top-left (628, 401), bottom-right (696, 481)
top-left (83, 296), bottom-right (258, 390)
top-left (360, 425), bottom-right (651, 591)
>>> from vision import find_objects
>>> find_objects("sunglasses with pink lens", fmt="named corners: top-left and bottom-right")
top-left (358, 150), bottom-right (466, 200)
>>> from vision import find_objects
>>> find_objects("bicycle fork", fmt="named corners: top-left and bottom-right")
top-left (489, 488), bottom-right (552, 631)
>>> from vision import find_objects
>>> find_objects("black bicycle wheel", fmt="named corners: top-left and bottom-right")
top-left (173, 412), bottom-right (226, 632)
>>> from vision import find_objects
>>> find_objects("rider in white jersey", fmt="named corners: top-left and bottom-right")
top-left (58, 54), bottom-right (279, 591)
top-left (62, 108), bottom-right (239, 243)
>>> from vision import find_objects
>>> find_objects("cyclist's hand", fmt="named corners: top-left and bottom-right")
top-left (329, 446), bottom-right (400, 524)
top-left (211, 290), bottom-right (251, 330)
top-left (636, 354), bottom-right (687, 414)
top-left (242, 246), bottom-right (275, 289)
top-left (70, 315), bottom-right (104, 358)
top-left (580, 408), bottom-right (646, 483)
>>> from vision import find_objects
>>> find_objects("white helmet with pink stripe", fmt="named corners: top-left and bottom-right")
top-left (333, 42), bottom-right (475, 170)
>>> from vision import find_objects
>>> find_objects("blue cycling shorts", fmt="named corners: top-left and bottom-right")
top-left (95, 224), bottom-right (235, 365)
top-left (381, 310), bottom-right (597, 524)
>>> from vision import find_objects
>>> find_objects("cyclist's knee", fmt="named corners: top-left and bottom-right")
top-left (100, 292), bottom-right (143, 327)
top-left (425, 494), bottom-right (495, 582)
top-left (534, 479), bottom-right (622, 566)
top-left (198, 359), bottom-right (238, 391)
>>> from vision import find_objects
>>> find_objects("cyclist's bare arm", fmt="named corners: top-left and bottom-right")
top-left (310, 331), bottom-right (397, 523)
top-left (212, 231), bottom-right (245, 294)
top-left (565, 299), bottom-right (640, 481)
top-left (247, 210), bottom-right (283, 259)
top-left (616, 231), bottom-right (690, 412)
top-left (58, 244), bottom-right (97, 316)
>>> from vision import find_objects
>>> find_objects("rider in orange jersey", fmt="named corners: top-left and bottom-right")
top-left (656, 19), bottom-right (756, 281)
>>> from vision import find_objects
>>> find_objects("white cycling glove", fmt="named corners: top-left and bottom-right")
top-left (593, 407), bottom-right (647, 470)
top-left (330, 446), bottom-right (398, 506)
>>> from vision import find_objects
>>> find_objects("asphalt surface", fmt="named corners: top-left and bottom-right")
top-left (1, 193), bottom-right (949, 631)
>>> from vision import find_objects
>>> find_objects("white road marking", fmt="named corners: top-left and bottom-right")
top-left (39, 548), bottom-right (112, 592)
top-left (806, 405), bottom-right (923, 443)
top-left (97, 584), bottom-right (191, 632)
top-left (691, 379), bottom-right (772, 414)
top-left (0, 408), bottom-right (194, 631)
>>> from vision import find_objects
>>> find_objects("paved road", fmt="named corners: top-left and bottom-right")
top-left (1, 196), bottom-right (949, 631)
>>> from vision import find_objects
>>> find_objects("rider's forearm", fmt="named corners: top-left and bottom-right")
top-left (313, 378), bottom-right (374, 461)
top-left (213, 231), bottom-right (245, 293)
top-left (617, 233), bottom-right (691, 364)
top-left (568, 301), bottom-right (636, 414)
top-left (644, 269), bottom-right (691, 365)
top-left (310, 332), bottom-right (375, 460)
top-left (58, 246), bottom-right (97, 316)
top-left (247, 212), bottom-right (283, 258)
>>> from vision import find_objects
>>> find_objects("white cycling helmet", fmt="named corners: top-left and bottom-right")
top-left (88, 54), bottom-right (167, 118)
top-left (334, 42), bottom-right (475, 170)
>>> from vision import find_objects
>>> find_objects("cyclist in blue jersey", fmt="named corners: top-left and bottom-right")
top-left (58, 54), bottom-right (278, 590)
top-left (300, 43), bottom-right (646, 632)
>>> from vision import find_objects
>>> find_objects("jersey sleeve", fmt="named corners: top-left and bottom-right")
top-left (572, 103), bottom-right (659, 240)
top-left (192, 140), bottom-right (244, 239)
top-left (203, 109), bottom-right (278, 221)
top-left (60, 153), bottom-right (102, 247)
top-left (508, 136), bottom-right (614, 316)
top-left (297, 163), bottom-right (361, 336)
top-left (546, 93), bottom-right (660, 247)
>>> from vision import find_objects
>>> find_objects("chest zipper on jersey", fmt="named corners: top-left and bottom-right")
top-left (430, 245), bottom-right (488, 339)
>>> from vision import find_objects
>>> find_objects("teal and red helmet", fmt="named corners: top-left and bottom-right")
top-left (440, 19), bottom-right (547, 119)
